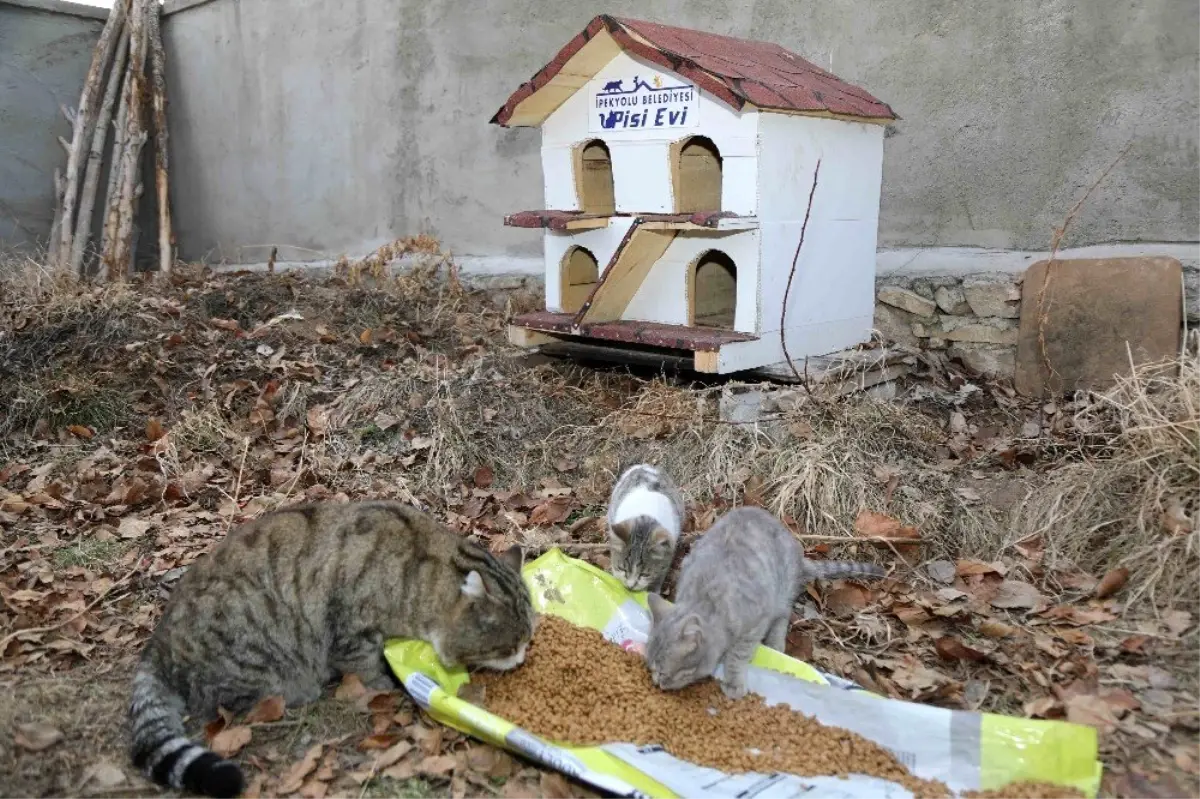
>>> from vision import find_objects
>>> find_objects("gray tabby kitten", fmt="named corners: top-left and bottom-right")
top-left (129, 501), bottom-right (534, 798)
top-left (606, 464), bottom-right (685, 593)
top-left (646, 506), bottom-right (883, 699)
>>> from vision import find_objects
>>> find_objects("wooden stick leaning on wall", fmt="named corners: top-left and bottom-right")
top-left (100, 52), bottom-right (134, 261)
top-left (104, 0), bottom-right (150, 281)
top-left (56, 0), bottom-right (129, 274)
top-left (48, 168), bottom-right (66, 270)
top-left (147, 1), bottom-right (174, 277)
top-left (69, 11), bottom-right (130, 278)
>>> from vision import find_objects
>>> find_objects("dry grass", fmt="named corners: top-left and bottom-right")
top-left (0, 666), bottom-right (135, 797)
top-left (2, 254), bottom-right (1194, 612)
top-left (1013, 355), bottom-right (1200, 610)
top-left (2, 252), bottom-right (1197, 798)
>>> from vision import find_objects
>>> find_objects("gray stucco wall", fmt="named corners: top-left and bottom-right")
top-left (3, 0), bottom-right (1196, 264)
top-left (0, 0), bottom-right (106, 251)
top-left (162, 0), bottom-right (1198, 266)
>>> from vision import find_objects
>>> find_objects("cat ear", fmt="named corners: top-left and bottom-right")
top-left (647, 592), bottom-right (670, 624)
top-left (461, 570), bottom-right (486, 599)
top-left (498, 545), bottom-right (524, 572)
top-left (650, 526), bottom-right (673, 548)
top-left (610, 521), bottom-right (633, 544)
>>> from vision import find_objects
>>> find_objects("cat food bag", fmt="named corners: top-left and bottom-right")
top-left (384, 549), bottom-right (1102, 799)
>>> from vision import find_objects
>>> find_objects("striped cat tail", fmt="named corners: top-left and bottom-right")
top-left (129, 665), bottom-right (244, 798)
top-left (800, 559), bottom-right (886, 584)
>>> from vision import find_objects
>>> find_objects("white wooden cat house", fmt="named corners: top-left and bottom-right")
top-left (495, 15), bottom-right (898, 375)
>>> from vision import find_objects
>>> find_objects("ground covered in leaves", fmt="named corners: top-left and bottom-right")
top-left (1, 251), bottom-right (1196, 798)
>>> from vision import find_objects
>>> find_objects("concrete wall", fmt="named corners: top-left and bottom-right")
top-left (4, 0), bottom-right (1196, 275)
top-left (0, 0), bottom-right (106, 251)
top-left (159, 0), bottom-right (1198, 270)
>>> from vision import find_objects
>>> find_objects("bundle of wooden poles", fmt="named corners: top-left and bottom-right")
top-left (49, 0), bottom-right (172, 281)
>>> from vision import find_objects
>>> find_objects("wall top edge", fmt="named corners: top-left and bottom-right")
top-left (1, 0), bottom-right (108, 21)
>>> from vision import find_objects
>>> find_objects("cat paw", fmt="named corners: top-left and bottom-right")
top-left (719, 679), bottom-right (747, 700)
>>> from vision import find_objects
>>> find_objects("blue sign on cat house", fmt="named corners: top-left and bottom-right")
top-left (494, 15), bottom-right (898, 376)
top-left (592, 75), bottom-right (699, 132)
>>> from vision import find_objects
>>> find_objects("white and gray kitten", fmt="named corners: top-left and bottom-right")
top-left (646, 506), bottom-right (884, 699)
top-left (606, 464), bottom-right (685, 593)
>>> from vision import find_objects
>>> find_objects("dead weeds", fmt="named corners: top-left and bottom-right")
top-left (0, 255), bottom-right (1196, 798)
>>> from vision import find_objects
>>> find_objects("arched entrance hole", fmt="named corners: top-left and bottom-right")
top-left (576, 140), bottom-right (615, 214)
top-left (560, 245), bottom-right (600, 312)
top-left (673, 135), bottom-right (722, 213)
top-left (689, 249), bottom-right (737, 329)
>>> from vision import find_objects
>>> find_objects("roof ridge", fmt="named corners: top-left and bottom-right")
top-left (491, 14), bottom-right (896, 127)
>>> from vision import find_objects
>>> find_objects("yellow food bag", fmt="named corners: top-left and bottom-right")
top-left (384, 548), bottom-right (1102, 798)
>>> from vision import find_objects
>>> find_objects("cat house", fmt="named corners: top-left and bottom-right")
top-left (496, 15), bottom-right (897, 375)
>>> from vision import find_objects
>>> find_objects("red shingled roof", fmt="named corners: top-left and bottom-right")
top-left (505, 210), bottom-right (741, 230)
top-left (491, 15), bottom-right (896, 127)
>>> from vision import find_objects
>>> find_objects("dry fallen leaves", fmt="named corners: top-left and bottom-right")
top-left (823, 584), bottom-right (869, 616)
top-left (277, 743), bottom-right (324, 795)
top-left (934, 636), bottom-right (988, 662)
top-left (78, 759), bottom-right (127, 791)
top-left (473, 465), bottom-right (494, 488)
top-left (66, 424), bottom-right (94, 440)
top-left (14, 722), bottom-right (63, 752)
top-left (1094, 567), bottom-right (1129, 599)
top-left (989, 580), bottom-right (1045, 610)
top-left (978, 619), bottom-right (1016, 638)
top-left (209, 725), bottom-right (252, 757)
top-left (1065, 694), bottom-right (1121, 733)
top-left (529, 497), bottom-right (572, 526)
top-left (853, 510), bottom-right (921, 548)
top-left (358, 733), bottom-right (401, 751)
top-left (417, 753), bottom-right (457, 776)
top-left (925, 559), bottom-right (956, 584)
top-left (244, 695), bottom-right (286, 724)
top-left (334, 673), bottom-right (367, 701)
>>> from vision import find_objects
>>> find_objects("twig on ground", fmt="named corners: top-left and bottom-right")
top-left (219, 436), bottom-right (252, 530)
top-left (780, 159), bottom-right (822, 398)
top-left (1034, 142), bottom-right (1134, 386)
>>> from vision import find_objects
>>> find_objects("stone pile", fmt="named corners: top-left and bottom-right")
top-left (874, 273), bottom-right (1023, 377)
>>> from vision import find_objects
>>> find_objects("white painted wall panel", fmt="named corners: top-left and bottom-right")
top-left (541, 50), bottom-right (760, 215)
top-left (612, 142), bottom-right (674, 212)
top-left (541, 145), bottom-right (579, 210)
top-left (756, 113), bottom-right (885, 224)
top-left (758, 218), bottom-right (878, 335)
top-left (721, 155), bottom-right (758, 216)
top-left (542, 218), bottom-right (636, 311)
top-left (623, 229), bottom-right (760, 332)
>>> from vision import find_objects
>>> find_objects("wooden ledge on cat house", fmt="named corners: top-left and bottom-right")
top-left (492, 15), bottom-right (897, 376)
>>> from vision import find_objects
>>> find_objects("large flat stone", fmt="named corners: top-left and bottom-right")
top-left (950, 344), bottom-right (1016, 377)
top-left (1015, 257), bottom-right (1184, 396)
top-left (915, 315), bottom-right (1018, 344)
top-left (963, 275), bottom-right (1022, 318)
top-left (943, 323), bottom-right (1018, 345)
top-left (878, 285), bottom-right (937, 317)
top-left (874, 302), bottom-right (921, 346)
top-left (934, 284), bottom-right (971, 314)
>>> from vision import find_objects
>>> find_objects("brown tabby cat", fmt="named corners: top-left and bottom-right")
top-left (129, 501), bottom-right (534, 798)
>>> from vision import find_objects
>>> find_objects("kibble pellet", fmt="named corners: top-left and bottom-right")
top-left (471, 616), bottom-right (1081, 799)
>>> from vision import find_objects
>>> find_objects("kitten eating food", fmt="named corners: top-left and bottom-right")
top-left (646, 506), bottom-right (884, 699)
top-left (128, 500), bottom-right (534, 798)
top-left (605, 463), bottom-right (686, 593)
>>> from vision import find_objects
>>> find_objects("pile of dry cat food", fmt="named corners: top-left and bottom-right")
top-left (471, 615), bottom-right (1084, 799)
